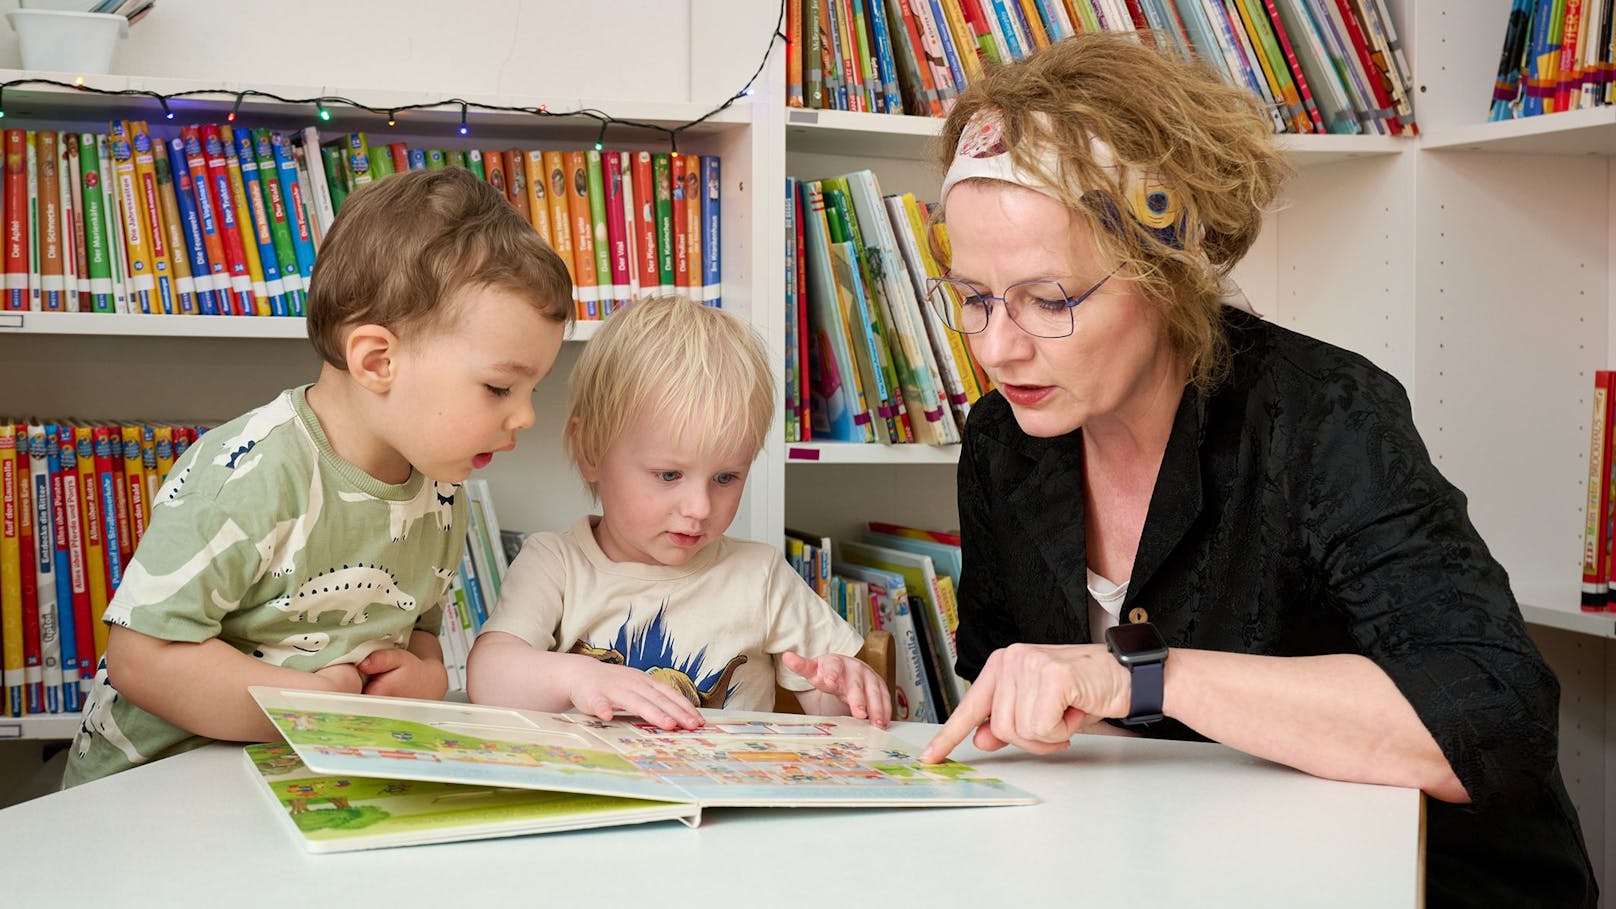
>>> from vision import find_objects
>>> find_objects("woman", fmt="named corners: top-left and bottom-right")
top-left (916, 33), bottom-right (1594, 907)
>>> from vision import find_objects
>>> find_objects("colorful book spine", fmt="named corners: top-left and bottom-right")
top-left (219, 125), bottom-right (274, 315)
top-left (406, 148), bottom-right (427, 171)
top-left (73, 426), bottom-right (109, 668)
top-left (108, 123), bottom-right (159, 314)
top-left (91, 427), bottom-right (124, 601)
top-left (182, 127), bottom-right (237, 314)
top-left (505, 148), bottom-right (531, 220)
top-left (632, 153), bottom-right (658, 300)
top-left (161, 138), bottom-right (219, 315)
top-left (616, 152), bottom-right (640, 302)
top-left (671, 154), bottom-right (689, 297)
top-left (26, 131), bottom-right (39, 311)
top-left (321, 144), bottom-right (350, 212)
top-left (129, 122), bottom-right (178, 313)
top-left (77, 133), bottom-right (116, 313)
top-left (61, 134), bottom-right (87, 311)
top-left (564, 151), bottom-right (599, 319)
top-left (584, 150), bottom-right (614, 314)
top-left (682, 156), bottom-right (703, 303)
top-left (0, 424), bottom-right (21, 715)
top-left (522, 151), bottom-right (553, 248)
top-left (149, 140), bottom-right (200, 314)
top-left (52, 426), bottom-right (85, 712)
top-left (27, 425), bottom-right (61, 714)
top-left (1586, 370), bottom-right (1615, 608)
top-left (601, 150), bottom-right (631, 309)
top-left (252, 131), bottom-right (305, 317)
top-left (119, 424), bottom-right (148, 553)
top-left (540, 150), bottom-right (574, 294)
top-left (200, 125), bottom-right (259, 315)
top-left (139, 424), bottom-right (159, 521)
top-left (13, 426), bottom-right (41, 714)
top-left (700, 156), bottom-right (721, 307)
top-left (97, 134), bottom-right (132, 312)
top-left (3, 130), bottom-right (27, 310)
top-left (36, 131), bottom-right (66, 311)
top-left (270, 132), bottom-right (317, 316)
top-left (652, 153), bottom-right (674, 295)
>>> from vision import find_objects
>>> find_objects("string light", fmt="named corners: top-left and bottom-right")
top-left (0, 0), bottom-right (787, 152)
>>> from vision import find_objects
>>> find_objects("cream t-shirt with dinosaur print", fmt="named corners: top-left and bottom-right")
top-left (483, 516), bottom-right (864, 711)
top-left (63, 385), bottom-right (467, 787)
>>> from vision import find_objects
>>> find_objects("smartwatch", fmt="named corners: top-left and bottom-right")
top-left (1105, 621), bottom-right (1168, 725)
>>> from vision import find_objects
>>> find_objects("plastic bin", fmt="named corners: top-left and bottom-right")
top-left (6, 9), bottom-right (128, 75)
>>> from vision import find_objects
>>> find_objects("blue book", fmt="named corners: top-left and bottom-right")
top-left (49, 426), bottom-right (80, 712)
top-left (167, 138), bottom-right (222, 315)
top-left (232, 129), bottom-right (288, 317)
top-left (406, 148), bottom-right (427, 170)
top-left (699, 156), bottom-right (721, 308)
top-left (270, 133), bottom-right (317, 317)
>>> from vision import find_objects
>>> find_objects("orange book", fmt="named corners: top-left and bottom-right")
top-left (670, 153), bottom-right (689, 294)
top-left (129, 121), bottom-right (180, 314)
top-left (632, 152), bottom-right (658, 298)
top-left (35, 131), bottom-right (67, 311)
top-left (681, 156), bottom-right (702, 299)
top-left (118, 424), bottom-right (146, 558)
top-left (564, 150), bottom-right (599, 319)
top-left (483, 150), bottom-right (509, 200)
top-left (522, 151), bottom-right (552, 247)
top-left (541, 151), bottom-right (575, 298)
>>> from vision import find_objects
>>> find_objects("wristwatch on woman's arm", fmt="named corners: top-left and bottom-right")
top-left (1105, 622), bottom-right (1168, 725)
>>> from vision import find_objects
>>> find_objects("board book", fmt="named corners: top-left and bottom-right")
top-left (246, 687), bottom-right (1036, 852)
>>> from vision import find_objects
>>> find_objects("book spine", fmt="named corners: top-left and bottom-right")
top-left (97, 134), bottom-right (131, 312)
top-left (72, 426), bottom-right (108, 670)
top-left (13, 426), bottom-right (41, 714)
top-left (221, 125), bottom-right (277, 316)
top-left (252, 131), bottom-right (304, 317)
top-left (617, 152), bottom-right (639, 302)
top-left (700, 157), bottom-right (721, 307)
top-left (632, 153), bottom-right (658, 299)
top-left (0, 425), bottom-right (21, 715)
top-left (540, 151), bottom-right (575, 301)
top-left (652, 153), bottom-right (675, 295)
top-left (3, 131), bottom-right (26, 310)
top-left (166, 137), bottom-right (222, 315)
top-left (601, 150), bottom-right (631, 309)
top-left (119, 425), bottom-right (147, 554)
top-left (36, 131), bottom-right (65, 312)
top-left (61, 134), bottom-right (87, 311)
top-left (52, 426), bottom-right (85, 711)
top-left (670, 154), bottom-right (689, 298)
top-left (91, 427), bottom-right (123, 598)
top-left (149, 140), bottom-right (199, 314)
top-left (270, 132), bottom-right (317, 317)
top-left (584, 150), bottom-right (614, 314)
top-left (522, 151), bottom-right (553, 247)
top-left (564, 150), bottom-right (598, 319)
top-left (139, 424), bottom-right (158, 518)
top-left (28, 426), bottom-right (61, 714)
top-left (200, 125), bottom-right (259, 315)
top-left (109, 123), bottom-right (158, 314)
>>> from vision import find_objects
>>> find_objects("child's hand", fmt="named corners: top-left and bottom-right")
top-left (312, 662), bottom-right (365, 694)
top-left (567, 660), bottom-right (705, 731)
top-left (359, 648), bottom-right (450, 701)
top-left (783, 652), bottom-right (892, 728)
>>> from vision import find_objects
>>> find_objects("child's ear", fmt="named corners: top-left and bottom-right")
top-left (566, 417), bottom-right (599, 482)
top-left (345, 324), bottom-right (401, 393)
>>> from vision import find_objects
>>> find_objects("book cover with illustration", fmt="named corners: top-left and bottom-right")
top-left (248, 687), bottom-right (1034, 850)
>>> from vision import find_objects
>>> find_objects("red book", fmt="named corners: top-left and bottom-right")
top-left (602, 150), bottom-right (631, 307)
top-left (1331, 0), bottom-right (1404, 135)
top-left (631, 152), bottom-right (658, 297)
top-left (53, 426), bottom-right (91, 707)
top-left (13, 426), bottom-right (41, 713)
top-left (198, 124), bottom-right (257, 314)
top-left (794, 190), bottom-right (810, 439)
top-left (389, 142), bottom-right (410, 175)
top-left (1261, 0), bottom-right (1327, 133)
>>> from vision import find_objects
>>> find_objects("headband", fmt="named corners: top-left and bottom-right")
top-left (939, 108), bottom-right (1255, 315)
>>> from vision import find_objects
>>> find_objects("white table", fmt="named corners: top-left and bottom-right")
top-left (0, 727), bottom-right (1421, 908)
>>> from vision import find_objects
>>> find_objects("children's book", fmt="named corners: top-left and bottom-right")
top-left (247, 687), bottom-right (1034, 852)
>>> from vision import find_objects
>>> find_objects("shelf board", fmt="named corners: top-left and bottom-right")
top-left (1513, 582), bottom-right (1616, 638)
top-left (786, 108), bottom-right (1410, 167)
top-left (0, 69), bottom-right (750, 142)
top-left (0, 311), bottom-right (602, 342)
top-left (1421, 108), bottom-right (1616, 156)
top-left (0, 714), bottom-right (80, 742)
top-left (785, 441), bottom-right (960, 464)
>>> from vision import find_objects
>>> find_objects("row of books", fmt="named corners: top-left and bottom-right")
top-left (786, 171), bottom-right (991, 446)
top-left (786, 522), bottom-right (967, 723)
top-left (1489, 0), bottom-right (1615, 120)
top-left (321, 134), bottom-right (723, 319)
top-left (784, 0), bottom-right (1417, 136)
top-left (1, 124), bottom-right (320, 318)
top-left (438, 479), bottom-right (509, 693)
top-left (0, 420), bottom-right (205, 718)
top-left (1578, 371), bottom-right (1616, 612)
top-left (0, 120), bottom-right (721, 322)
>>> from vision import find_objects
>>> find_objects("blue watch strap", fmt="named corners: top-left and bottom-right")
top-left (1123, 658), bottom-right (1164, 725)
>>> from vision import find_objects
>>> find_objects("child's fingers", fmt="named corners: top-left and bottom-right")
top-left (780, 651), bottom-right (813, 677)
top-left (865, 672), bottom-right (892, 728)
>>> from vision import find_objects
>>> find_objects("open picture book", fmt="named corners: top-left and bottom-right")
top-left (245, 687), bottom-right (1037, 853)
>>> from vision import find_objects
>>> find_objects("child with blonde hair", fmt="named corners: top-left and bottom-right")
top-left (468, 295), bottom-right (889, 729)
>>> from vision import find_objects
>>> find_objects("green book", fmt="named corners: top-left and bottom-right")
top-left (446, 150), bottom-right (467, 170)
top-left (320, 145), bottom-right (349, 212)
top-left (76, 133), bottom-right (115, 313)
top-left (651, 152), bottom-right (674, 292)
top-left (424, 149), bottom-right (447, 171)
top-left (368, 146), bottom-right (395, 180)
top-left (465, 149), bottom-right (486, 180)
top-left (584, 149), bottom-right (612, 303)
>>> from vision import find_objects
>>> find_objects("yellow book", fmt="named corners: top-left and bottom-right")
top-left (109, 121), bottom-right (159, 314)
top-left (1016, 0), bottom-right (1050, 51)
top-left (128, 121), bottom-right (180, 314)
top-left (150, 140), bottom-right (199, 314)
top-left (541, 151), bottom-right (576, 294)
top-left (523, 151), bottom-right (553, 249)
top-left (219, 125), bottom-right (272, 315)
top-left (938, 0), bottom-right (982, 82)
top-left (144, 424), bottom-right (166, 513)
top-left (1, 424), bottom-right (22, 716)
top-left (898, 194), bottom-right (982, 403)
top-left (72, 424), bottom-right (110, 659)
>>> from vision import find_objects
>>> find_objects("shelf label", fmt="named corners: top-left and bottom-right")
top-left (787, 447), bottom-right (821, 461)
top-left (0, 722), bottom-right (21, 739)
top-left (0, 313), bottom-right (23, 331)
top-left (787, 110), bottom-right (820, 125)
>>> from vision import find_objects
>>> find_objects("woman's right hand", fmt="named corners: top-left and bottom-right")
top-left (921, 643), bottom-right (1131, 763)
top-left (567, 661), bottom-right (705, 731)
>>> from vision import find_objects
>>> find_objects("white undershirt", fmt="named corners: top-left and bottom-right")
top-left (1087, 569), bottom-right (1127, 643)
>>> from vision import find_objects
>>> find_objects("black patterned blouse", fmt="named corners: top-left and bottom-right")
top-left (953, 309), bottom-right (1595, 908)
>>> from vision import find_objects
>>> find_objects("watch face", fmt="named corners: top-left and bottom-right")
top-left (1107, 622), bottom-right (1167, 661)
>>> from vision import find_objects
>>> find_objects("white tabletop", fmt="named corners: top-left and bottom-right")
top-left (0, 726), bottom-right (1421, 908)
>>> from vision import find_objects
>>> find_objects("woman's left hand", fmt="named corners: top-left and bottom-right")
top-left (921, 643), bottom-right (1130, 762)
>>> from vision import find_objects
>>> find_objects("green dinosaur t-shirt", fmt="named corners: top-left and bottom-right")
top-left (63, 386), bottom-right (468, 787)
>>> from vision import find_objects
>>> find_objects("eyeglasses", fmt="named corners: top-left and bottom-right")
top-left (925, 274), bottom-right (1113, 339)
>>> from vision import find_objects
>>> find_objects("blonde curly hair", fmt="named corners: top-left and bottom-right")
top-left (935, 32), bottom-right (1291, 390)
